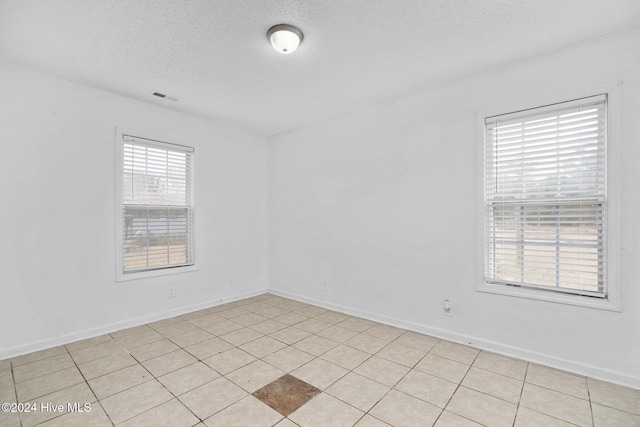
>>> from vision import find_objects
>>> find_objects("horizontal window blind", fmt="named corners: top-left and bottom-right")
top-left (484, 94), bottom-right (606, 297)
top-left (122, 135), bottom-right (194, 273)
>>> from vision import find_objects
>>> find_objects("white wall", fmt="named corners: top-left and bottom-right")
top-left (0, 62), bottom-right (269, 358)
top-left (269, 29), bottom-right (640, 388)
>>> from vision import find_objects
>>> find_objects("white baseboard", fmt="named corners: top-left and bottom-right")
top-left (0, 288), bottom-right (268, 361)
top-left (268, 288), bottom-right (640, 390)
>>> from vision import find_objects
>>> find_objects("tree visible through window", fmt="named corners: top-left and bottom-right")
top-left (484, 95), bottom-right (606, 297)
top-left (121, 135), bottom-right (194, 273)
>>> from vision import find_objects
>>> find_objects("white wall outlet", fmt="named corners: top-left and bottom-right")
top-left (168, 287), bottom-right (176, 298)
top-left (443, 299), bottom-right (453, 317)
top-left (322, 280), bottom-right (328, 291)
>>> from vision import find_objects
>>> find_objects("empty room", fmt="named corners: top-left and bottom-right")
top-left (1, 1), bottom-right (639, 426)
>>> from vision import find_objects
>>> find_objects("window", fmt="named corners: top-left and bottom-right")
top-left (117, 133), bottom-right (195, 278)
top-left (483, 95), bottom-right (608, 299)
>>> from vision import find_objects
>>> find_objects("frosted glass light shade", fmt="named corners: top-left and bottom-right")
top-left (268, 24), bottom-right (303, 54)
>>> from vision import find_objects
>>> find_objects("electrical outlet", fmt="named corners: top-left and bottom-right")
top-left (168, 287), bottom-right (176, 298)
top-left (322, 280), bottom-right (328, 291)
top-left (443, 299), bottom-right (453, 317)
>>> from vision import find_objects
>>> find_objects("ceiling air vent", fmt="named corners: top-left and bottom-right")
top-left (151, 91), bottom-right (179, 102)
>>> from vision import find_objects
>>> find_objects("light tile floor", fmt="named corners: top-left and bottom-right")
top-left (0, 293), bottom-right (638, 426)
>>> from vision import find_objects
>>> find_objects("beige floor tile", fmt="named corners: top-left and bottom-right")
top-left (0, 359), bottom-right (11, 371)
top-left (239, 336), bottom-right (287, 358)
top-left (0, 369), bottom-right (13, 388)
top-left (141, 349), bottom-right (197, 377)
top-left (204, 395), bottom-right (283, 427)
top-left (100, 380), bottom-right (172, 424)
top-left (13, 353), bottom-right (75, 383)
top-left (275, 301), bottom-right (307, 311)
top-left (19, 382), bottom-right (97, 427)
top-left (338, 317), bottom-right (376, 332)
top-left (354, 356), bottom-right (410, 387)
top-left (326, 372), bottom-right (389, 411)
top-left (354, 414), bottom-right (391, 426)
top-left (168, 328), bottom-right (214, 348)
top-left (315, 311), bottom-right (351, 325)
top-left (435, 410), bottom-right (483, 426)
top-left (375, 342), bottom-right (425, 368)
top-left (88, 363), bottom-right (152, 399)
top-left (526, 364), bottom-right (588, 399)
top-left (158, 362), bottom-right (219, 396)
top-left (184, 337), bottom-right (234, 360)
top-left (588, 378), bottom-right (640, 415)
top-left (520, 383), bottom-right (592, 427)
top-left (294, 318), bottom-right (333, 334)
top-left (363, 324), bottom-right (405, 342)
top-left (65, 334), bottom-right (113, 352)
top-left (37, 403), bottom-right (111, 427)
top-left (113, 328), bottom-right (164, 350)
top-left (462, 367), bottom-right (523, 403)
top-left (263, 347), bottom-right (315, 372)
top-left (514, 407), bottom-right (578, 427)
top-left (393, 331), bottom-right (439, 353)
top-left (289, 392), bottom-right (364, 427)
top-left (16, 366), bottom-right (84, 401)
top-left (430, 341), bottom-right (479, 365)
top-left (293, 335), bottom-right (339, 356)
top-left (255, 306), bottom-right (289, 319)
top-left (232, 313), bottom-right (269, 327)
top-left (269, 327), bottom-right (312, 345)
top-left (206, 303), bottom-right (236, 314)
top-left (318, 325), bottom-right (360, 343)
top-left (69, 341), bottom-right (126, 365)
top-left (202, 348), bottom-right (256, 375)
top-left (179, 377), bottom-right (247, 419)
top-left (11, 346), bottom-right (67, 367)
top-left (396, 370), bottom-right (457, 408)
top-left (219, 328), bottom-right (264, 346)
top-left (109, 324), bottom-right (154, 338)
top-left (147, 316), bottom-right (183, 330)
top-left (273, 312), bottom-right (309, 326)
top-left (187, 313), bottom-right (226, 328)
top-left (226, 360), bottom-right (285, 392)
top-left (414, 354), bottom-right (470, 384)
top-left (154, 321), bottom-right (201, 338)
top-left (217, 307), bottom-right (251, 319)
top-left (0, 384), bottom-right (17, 404)
top-left (344, 334), bottom-right (388, 354)
top-left (592, 402), bottom-right (640, 427)
top-left (128, 339), bottom-right (180, 362)
top-left (473, 351), bottom-right (528, 380)
top-left (180, 309), bottom-right (212, 321)
top-left (294, 305), bottom-right (328, 317)
top-left (201, 320), bottom-right (243, 336)
top-left (446, 386), bottom-right (517, 427)
top-left (248, 319), bottom-right (288, 335)
top-left (0, 411), bottom-right (20, 427)
top-left (274, 418), bottom-right (300, 427)
top-left (118, 398), bottom-right (199, 427)
top-left (78, 353), bottom-right (138, 380)
top-left (291, 358), bottom-right (349, 390)
top-left (320, 345), bottom-right (371, 370)
top-left (369, 389), bottom-right (441, 427)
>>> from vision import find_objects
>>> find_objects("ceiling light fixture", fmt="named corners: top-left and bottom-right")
top-left (268, 24), bottom-right (303, 54)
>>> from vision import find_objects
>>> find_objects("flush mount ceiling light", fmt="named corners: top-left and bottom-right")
top-left (268, 24), bottom-right (303, 54)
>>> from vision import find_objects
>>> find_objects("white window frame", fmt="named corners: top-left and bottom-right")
top-left (115, 127), bottom-right (198, 282)
top-left (476, 83), bottom-right (621, 311)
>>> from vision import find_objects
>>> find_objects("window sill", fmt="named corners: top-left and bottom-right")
top-left (116, 265), bottom-right (199, 282)
top-left (478, 282), bottom-right (622, 312)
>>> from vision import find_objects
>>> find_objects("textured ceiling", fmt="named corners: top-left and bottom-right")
top-left (1, 0), bottom-right (638, 135)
